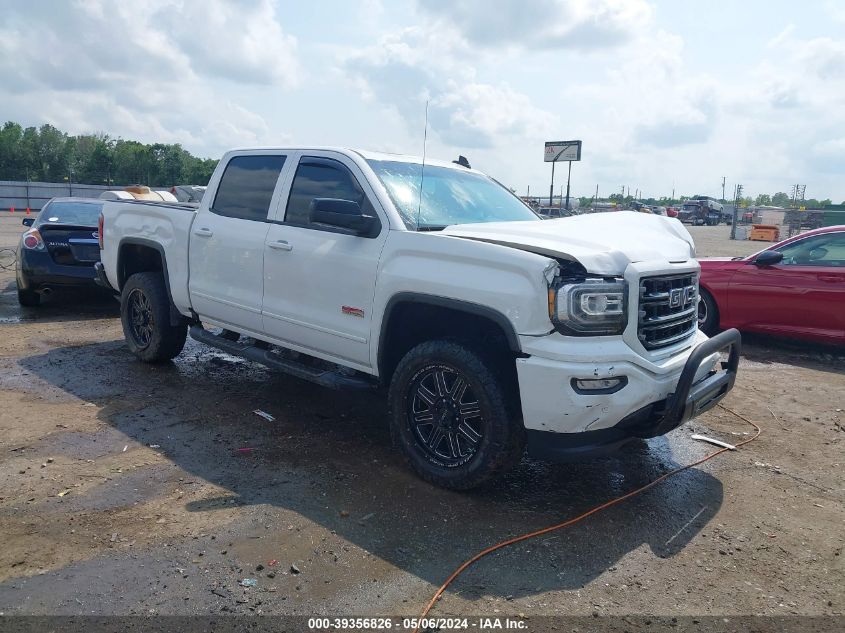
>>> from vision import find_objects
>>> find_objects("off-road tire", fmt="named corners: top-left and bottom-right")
top-left (120, 272), bottom-right (187, 363)
top-left (17, 288), bottom-right (40, 307)
top-left (388, 340), bottom-right (524, 490)
top-left (697, 287), bottom-right (719, 336)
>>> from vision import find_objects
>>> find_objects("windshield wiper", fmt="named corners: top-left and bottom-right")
top-left (417, 224), bottom-right (449, 232)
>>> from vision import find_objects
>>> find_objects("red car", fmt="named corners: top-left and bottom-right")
top-left (698, 226), bottom-right (845, 345)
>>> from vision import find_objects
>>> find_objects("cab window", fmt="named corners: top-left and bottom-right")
top-left (284, 157), bottom-right (373, 228)
top-left (212, 155), bottom-right (286, 222)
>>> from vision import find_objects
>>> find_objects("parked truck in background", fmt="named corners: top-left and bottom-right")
top-left (96, 147), bottom-right (740, 489)
top-left (678, 197), bottom-right (727, 226)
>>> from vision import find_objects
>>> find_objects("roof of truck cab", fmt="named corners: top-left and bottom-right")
top-left (224, 147), bottom-right (479, 172)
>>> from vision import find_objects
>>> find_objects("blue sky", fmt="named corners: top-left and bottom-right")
top-left (1, 0), bottom-right (844, 201)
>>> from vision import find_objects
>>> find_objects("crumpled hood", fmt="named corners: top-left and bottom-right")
top-left (442, 211), bottom-right (696, 275)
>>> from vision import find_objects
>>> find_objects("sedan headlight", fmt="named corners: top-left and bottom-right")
top-left (549, 278), bottom-right (628, 335)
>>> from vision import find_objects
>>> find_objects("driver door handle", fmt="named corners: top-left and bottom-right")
top-left (268, 240), bottom-right (293, 251)
top-left (817, 274), bottom-right (840, 283)
top-left (193, 228), bottom-right (213, 237)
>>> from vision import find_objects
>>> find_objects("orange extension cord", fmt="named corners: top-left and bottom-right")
top-left (414, 404), bottom-right (762, 630)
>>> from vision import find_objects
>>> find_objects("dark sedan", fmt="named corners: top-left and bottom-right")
top-left (16, 197), bottom-right (105, 307)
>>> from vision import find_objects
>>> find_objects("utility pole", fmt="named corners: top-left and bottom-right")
top-left (731, 184), bottom-right (743, 240)
top-left (790, 184), bottom-right (806, 208)
top-left (721, 176), bottom-right (726, 203)
top-left (564, 161), bottom-right (572, 210)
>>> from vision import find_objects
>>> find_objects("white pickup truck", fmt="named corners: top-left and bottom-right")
top-left (96, 147), bottom-right (740, 489)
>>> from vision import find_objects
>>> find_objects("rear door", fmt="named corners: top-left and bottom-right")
top-left (188, 153), bottom-right (288, 334)
top-left (728, 231), bottom-right (845, 342)
top-left (261, 152), bottom-right (388, 369)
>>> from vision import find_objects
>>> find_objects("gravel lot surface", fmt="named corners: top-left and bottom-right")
top-left (0, 214), bottom-right (842, 621)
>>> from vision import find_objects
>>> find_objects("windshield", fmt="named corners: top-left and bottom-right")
top-left (367, 160), bottom-right (539, 230)
top-left (37, 201), bottom-right (103, 227)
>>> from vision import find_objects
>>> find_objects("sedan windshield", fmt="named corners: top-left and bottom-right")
top-left (37, 201), bottom-right (104, 227)
top-left (367, 160), bottom-right (539, 230)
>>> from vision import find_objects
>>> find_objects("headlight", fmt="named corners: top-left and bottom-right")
top-left (549, 278), bottom-right (627, 335)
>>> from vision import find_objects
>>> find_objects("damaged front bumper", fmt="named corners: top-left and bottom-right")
top-left (516, 329), bottom-right (741, 462)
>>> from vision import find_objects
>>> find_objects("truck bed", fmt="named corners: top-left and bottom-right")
top-left (100, 200), bottom-right (197, 314)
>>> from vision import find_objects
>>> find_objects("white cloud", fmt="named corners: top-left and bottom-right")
top-left (416, 0), bottom-right (653, 50)
top-left (797, 37), bottom-right (845, 80)
top-left (343, 28), bottom-right (557, 148)
top-left (766, 24), bottom-right (795, 48)
top-left (0, 0), bottom-right (298, 155)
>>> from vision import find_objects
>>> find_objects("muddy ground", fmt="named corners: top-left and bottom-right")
top-left (0, 215), bottom-right (842, 621)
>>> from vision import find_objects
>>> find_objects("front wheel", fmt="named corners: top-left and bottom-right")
top-left (120, 272), bottom-right (187, 363)
top-left (387, 340), bottom-right (524, 490)
top-left (697, 288), bottom-right (719, 336)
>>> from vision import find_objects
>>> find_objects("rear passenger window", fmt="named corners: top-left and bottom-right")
top-left (212, 155), bottom-right (286, 221)
top-left (285, 158), bottom-right (369, 226)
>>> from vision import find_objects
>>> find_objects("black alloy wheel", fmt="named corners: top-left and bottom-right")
top-left (127, 288), bottom-right (155, 348)
top-left (408, 364), bottom-right (484, 466)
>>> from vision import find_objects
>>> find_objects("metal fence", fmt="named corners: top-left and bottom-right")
top-left (0, 180), bottom-right (125, 212)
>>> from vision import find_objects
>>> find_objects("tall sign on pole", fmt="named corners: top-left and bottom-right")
top-left (545, 140), bottom-right (582, 209)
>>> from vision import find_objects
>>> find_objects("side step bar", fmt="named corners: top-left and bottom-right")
top-left (189, 325), bottom-right (377, 391)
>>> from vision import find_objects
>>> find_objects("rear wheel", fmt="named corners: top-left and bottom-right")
top-left (697, 288), bottom-right (719, 336)
top-left (387, 340), bottom-right (524, 490)
top-left (17, 288), bottom-right (40, 307)
top-left (120, 272), bottom-right (187, 363)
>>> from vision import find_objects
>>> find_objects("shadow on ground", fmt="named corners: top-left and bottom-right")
top-left (12, 336), bottom-right (724, 600)
top-left (739, 333), bottom-right (845, 375)
top-left (0, 279), bottom-right (118, 324)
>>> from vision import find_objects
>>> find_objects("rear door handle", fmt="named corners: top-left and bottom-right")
top-left (268, 240), bottom-right (293, 251)
top-left (817, 274), bottom-right (840, 282)
top-left (193, 228), bottom-right (213, 237)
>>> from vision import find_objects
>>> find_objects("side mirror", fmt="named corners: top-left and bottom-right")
top-left (309, 198), bottom-right (377, 236)
top-left (753, 250), bottom-right (783, 267)
top-left (22, 217), bottom-right (34, 227)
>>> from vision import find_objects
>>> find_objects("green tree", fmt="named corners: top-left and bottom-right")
top-left (35, 124), bottom-right (71, 182)
top-left (771, 192), bottom-right (790, 207)
top-left (755, 193), bottom-right (771, 206)
top-left (0, 120), bottom-right (217, 186)
top-left (0, 121), bottom-right (26, 180)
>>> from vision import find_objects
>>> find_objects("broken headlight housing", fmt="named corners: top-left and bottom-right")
top-left (549, 278), bottom-right (628, 336)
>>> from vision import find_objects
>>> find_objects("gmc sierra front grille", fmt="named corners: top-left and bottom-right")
top-left (638, 273), bottom-right (699, 350)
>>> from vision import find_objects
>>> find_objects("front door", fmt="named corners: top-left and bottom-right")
top-left (728, 230), bottom-right (845, 342)
top-left (261, 153), bottom-right (387, 370)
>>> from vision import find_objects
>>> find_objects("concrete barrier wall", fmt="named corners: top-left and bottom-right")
top-left (0, 181), bottom-right (122, 211)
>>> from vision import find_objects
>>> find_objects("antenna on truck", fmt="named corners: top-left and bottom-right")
top-left (416, 99), bottom-right (429, 230)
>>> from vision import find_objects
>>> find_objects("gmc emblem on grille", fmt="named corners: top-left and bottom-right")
top-left (669, 288), bottom-right (684, 308)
